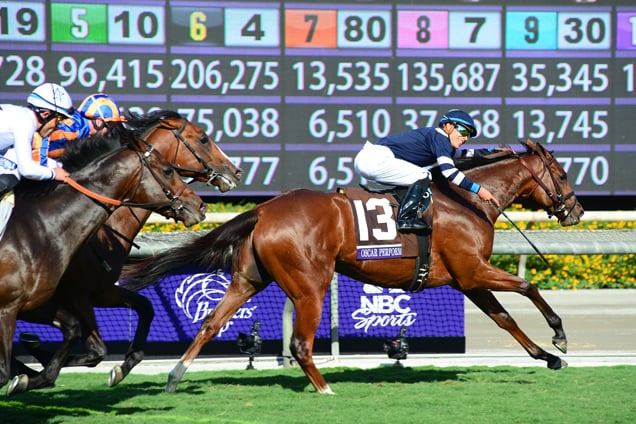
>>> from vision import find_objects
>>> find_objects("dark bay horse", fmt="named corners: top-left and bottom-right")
top-left (12, 110), bottom-right (241, 391)
top-left (121, 140), bottom-right (584, 394)
top-left (1, 131), bottom-right (206, 394)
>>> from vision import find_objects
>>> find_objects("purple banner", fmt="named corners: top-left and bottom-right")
top-left (15, 267), bottom-right (464, 344)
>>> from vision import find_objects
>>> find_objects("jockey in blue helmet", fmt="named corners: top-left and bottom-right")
top-left (438, 109), bottom-right (478, 138)
top-left (354, 109), bottom-right (501, 233)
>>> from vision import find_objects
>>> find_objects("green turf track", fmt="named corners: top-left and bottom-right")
top-left (2, 365), bottom-right (634, 424)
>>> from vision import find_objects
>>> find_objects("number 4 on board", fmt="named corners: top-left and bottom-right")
top-left (225, 8), bottom-right (279, 47)
top-left (242, 14), bottom-right (265, 40)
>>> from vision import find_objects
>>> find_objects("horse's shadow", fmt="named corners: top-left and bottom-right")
top-left (188, 364), bottom-right (539, 393)
top-left (1, 366), bottom-right (537, 422)
top-left (187, 366), bottom-right (473, 393)
top-left (1, 380), bottom-right (169, 422)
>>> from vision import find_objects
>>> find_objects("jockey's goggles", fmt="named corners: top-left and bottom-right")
top-left (454, 123), bottom-right (471, 138)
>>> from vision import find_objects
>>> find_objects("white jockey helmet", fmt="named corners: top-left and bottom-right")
top-left (27, 83), bottom-right (74, 118)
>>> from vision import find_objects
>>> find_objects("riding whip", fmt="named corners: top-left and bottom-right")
top-left (492, 203), bottom-right (550, 266)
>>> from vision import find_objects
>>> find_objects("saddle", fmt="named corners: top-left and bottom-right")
top-left (338, 186), bottom-right (432, 292)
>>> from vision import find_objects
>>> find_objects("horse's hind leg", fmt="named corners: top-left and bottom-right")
top-left (167, 275), bottom-right (261, 393)
top-left (8, 308), bottom-right (82, 395)
top-left (463, 288), bottom-right (567, 370)
top-left (288, 294), bottom-right (334, 394)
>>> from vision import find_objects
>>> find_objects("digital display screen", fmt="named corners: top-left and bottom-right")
top-left (2, 0), bottom-right (634, 196)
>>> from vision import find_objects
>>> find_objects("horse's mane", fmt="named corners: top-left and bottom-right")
top-left (453, 143), bottom-right (531, 171)
top-left (58, 133), bottom-right (123, 172)
top-left (123, 109), bottom-right (182, 137)
top-left (15, 134), bottom-right (123, 196)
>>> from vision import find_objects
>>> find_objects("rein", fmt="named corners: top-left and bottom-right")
top-left (65, 176), bottom-right (122, 206)
top-left (493, 203), bottom-right (550, 265)
top-left (65, 144), bottom-right (185, 213)
top-left (488, 143), bottom-right (580, 266)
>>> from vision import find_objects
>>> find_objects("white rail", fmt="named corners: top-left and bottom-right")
top-left (146, 210), bottom-right (636, 225)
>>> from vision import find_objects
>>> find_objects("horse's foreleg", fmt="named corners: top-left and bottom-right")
top-left (50, 286), bottom-right (106, 369)
top-left (462, 264), bottom-right (567, 354)
top-left (168, 279), bottom-right (258, 393)
top-left (8, 308), bottom-right (81, 395)
top-left (108, 287), bottom-right (154, 387)
top-left (0, 309), bottom-right (19, 389)
top-left (289, 297), bottom-right (334, 395)
top-left (463, 288), bottom-right (567, 370)
top-left (521, 283), bottom-right (567, 353)
top-left (10, 355), bottom-right (40, 378)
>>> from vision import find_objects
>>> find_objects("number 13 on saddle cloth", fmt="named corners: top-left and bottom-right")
top-left (340, 187), bottom-right (431, 292)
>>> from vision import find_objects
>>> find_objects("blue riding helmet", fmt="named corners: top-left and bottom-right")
top-left (77, 93), bottom-right (122, 122)
top-left (438, 109), bottom-right (478, 138)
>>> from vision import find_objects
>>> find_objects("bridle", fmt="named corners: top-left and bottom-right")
top-left (518, 148), bottom-right (578, 223)
top-left (145, 119), bottom-right (221, 185)
top-left (124, 141), bottom-right (189, 215)
top-left (66, 140), bottom-right (188, 217)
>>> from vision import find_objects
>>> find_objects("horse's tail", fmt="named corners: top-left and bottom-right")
top-left (120, 208), bottom-right (259, 291)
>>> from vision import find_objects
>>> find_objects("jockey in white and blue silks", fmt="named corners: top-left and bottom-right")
top-left (0, 83), bottom-right (73, 195)
top-left (0, 83), bottom-right (74, 239)
top-left (354, 109), bottom-right (500, 233)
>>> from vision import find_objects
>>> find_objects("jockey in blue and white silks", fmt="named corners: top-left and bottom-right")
top-left (354, 109), bottom-right (500, 232)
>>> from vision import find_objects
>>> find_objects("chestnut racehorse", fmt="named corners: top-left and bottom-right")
top-left (122, 140), bottom-right (584, 394)
top-left (12, 110), bottom-right (241, 392)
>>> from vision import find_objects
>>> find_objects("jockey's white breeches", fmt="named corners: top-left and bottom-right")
top-left (354, 141), bottom-right (431, 186)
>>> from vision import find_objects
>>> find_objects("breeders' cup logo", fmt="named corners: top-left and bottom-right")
top-left (175, 271), bottom-right (256, 336)
top-left (351, 284), bottom-right (417, 333)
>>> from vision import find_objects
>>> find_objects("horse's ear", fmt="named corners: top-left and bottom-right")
top-left (127, 134), bottom-right (147, 153)
top-left (518, 138), bottom-right (533, 153)
top-left (535, 141), bottom-right (553, 159)
top-left (525, 138), bottom-right (536, 150)
top-left (159, 117), bottom-right (182, 130)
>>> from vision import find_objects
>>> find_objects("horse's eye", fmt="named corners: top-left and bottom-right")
top-left (559, 174), bottom-right (567, 182)
top-left (164, 167), bottom-right (174, 177)
top-left (200, 135), bottom-right (209, 145)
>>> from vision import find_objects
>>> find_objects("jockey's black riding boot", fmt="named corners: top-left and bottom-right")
top-left (397, 178), bottom-right (432, 233)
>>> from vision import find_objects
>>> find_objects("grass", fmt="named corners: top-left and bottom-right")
top-left (2, 365), bottom-right (635, 423)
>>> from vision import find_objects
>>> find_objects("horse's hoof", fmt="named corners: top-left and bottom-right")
top-left (109, 366), bottom-right (124, 387)
top-left (7, 374), bottom-right (28, 396)
top-left (547, 355), bottom-right (568, 370)
top-left (166, 374), bottom-right (180, 393)
top-left (552, 337), bottom-right (568, 354)
top-left (166, 377), bottom-right (179, 393)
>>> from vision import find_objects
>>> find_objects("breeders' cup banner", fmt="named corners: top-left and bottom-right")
top-left (15, 266), bottom-right (464, 348)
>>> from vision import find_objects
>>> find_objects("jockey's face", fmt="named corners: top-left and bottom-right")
top-left (36, 111), bottom-right (62, 138)
top-left (89, 118), bottom-right (107, 135)
top-left (442, 122), bottom-right (468, 149)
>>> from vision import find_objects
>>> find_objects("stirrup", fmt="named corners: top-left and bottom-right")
top-left (397, 219), bottom-right (431, 233)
